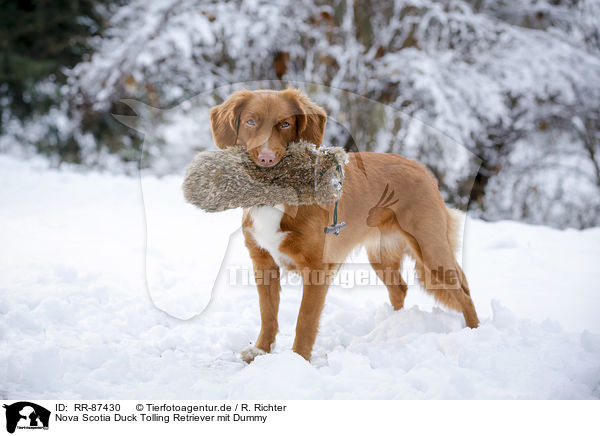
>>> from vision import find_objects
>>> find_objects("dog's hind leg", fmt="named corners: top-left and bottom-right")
top-left (403, 224), bottom-right (479, 328)
top-left (415, 257), bottom-right (479, 328)
top-left (453, 264), bottom-right (479, 327)
top-left (366, 235), bottom-right (408, 310)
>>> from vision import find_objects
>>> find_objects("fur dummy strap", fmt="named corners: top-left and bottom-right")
top-left (323, 164), bottom-right (347, 236)
top-left (182, 140), bottom-right (349, 213)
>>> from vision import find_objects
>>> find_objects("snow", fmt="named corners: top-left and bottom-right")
top-left (1, 153), bottom-right (600, 399)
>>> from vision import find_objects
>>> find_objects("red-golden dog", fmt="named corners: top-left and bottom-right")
top-left (210, 89), bottom-right (479, 362)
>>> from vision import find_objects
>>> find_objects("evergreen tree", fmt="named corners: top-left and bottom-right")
top-left (0, 0), bottom-right (110, 119)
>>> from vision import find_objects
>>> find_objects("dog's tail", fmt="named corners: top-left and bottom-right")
top-left (446, 208), bottom-right (465, 260)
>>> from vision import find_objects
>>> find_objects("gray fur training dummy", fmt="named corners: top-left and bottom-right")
top-left (182, 141), bottom-right (348, 212)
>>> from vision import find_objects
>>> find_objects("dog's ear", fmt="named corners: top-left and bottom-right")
top-left (209, 89), bottom-right (252, 149)
top-left (284, 89), bottom-right (327, 146)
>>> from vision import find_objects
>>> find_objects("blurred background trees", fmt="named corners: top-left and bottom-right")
top-left (0, 0), bottom-right (125, 161)
top-left (1, 0), bottom-right (599, 228)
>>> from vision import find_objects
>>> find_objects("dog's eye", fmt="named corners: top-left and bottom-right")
top-left (280, 121), bottom-right (290, 129)
top-left (246, 119), bottom-right (256, 127)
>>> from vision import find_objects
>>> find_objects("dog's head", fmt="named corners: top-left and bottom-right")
top-left (209, 88), bottom-right (327, 167)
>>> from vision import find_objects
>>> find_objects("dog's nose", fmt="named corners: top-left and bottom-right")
top-left (258, 150), bottom-right (276, 166)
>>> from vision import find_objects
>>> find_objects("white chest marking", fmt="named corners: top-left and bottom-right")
top-left (249, 206), bottom-right (293, 268)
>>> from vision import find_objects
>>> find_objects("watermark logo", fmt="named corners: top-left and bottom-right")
top-left (3, 402), bottom-right (50, 433)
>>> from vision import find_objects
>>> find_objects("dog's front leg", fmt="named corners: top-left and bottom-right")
top-left (292, 268), bottom-right (332, 361)
top-left (240, 243), bottom-right (281, 363)
top-left (253, 256), bottom-right (281, 353)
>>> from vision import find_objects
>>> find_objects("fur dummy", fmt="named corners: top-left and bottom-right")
top-left (182, 141), bottom-right (348, 212)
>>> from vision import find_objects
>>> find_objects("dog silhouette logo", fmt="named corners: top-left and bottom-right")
top-left (3, 402), bottom-right (50, 433)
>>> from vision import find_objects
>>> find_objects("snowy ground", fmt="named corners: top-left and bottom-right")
top-left (1, 153), bottom-right (599, 399)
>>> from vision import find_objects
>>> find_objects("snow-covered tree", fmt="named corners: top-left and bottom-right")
top-left (2, 0), bottom-right (599, 228)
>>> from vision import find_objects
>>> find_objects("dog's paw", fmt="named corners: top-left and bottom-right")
top-left (240, 346), bottom-right (266, 363)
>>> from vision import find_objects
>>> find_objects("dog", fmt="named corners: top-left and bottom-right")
top-left (209, 88), bottom-right (479, 362)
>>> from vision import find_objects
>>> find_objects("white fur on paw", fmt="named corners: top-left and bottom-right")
top-left (240, 346), bottom-right (266, 363)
